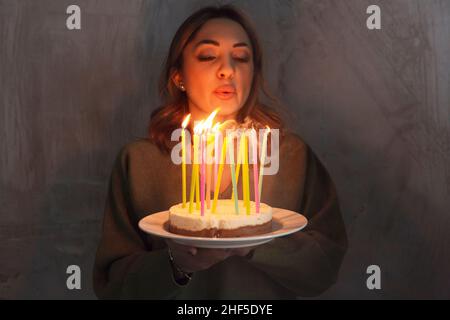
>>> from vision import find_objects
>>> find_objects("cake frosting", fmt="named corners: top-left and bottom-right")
top-left (169, 199), bottom-right (272, 238)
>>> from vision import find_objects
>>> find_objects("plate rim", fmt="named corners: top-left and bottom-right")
top-left (138, 207), bottom-right (308, 244)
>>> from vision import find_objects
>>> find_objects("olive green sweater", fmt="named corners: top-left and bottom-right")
top-left (93, 132), bottom-right (347, 299)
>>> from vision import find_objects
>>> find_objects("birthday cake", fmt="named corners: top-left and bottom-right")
top-left (169, 199), bottom-right (272, 238)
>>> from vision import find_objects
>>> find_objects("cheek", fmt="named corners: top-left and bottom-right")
top-left (237, 65), bottom-right (254, 97)
top-left (184, 63), bottom-right (214, 91)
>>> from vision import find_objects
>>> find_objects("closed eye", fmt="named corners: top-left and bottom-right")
top-left (197, 54), bottom-right (250, 63)
top-left (197, 55), bottom-right (216, 62)
top-left (233, 56), bottom-right (250, 63)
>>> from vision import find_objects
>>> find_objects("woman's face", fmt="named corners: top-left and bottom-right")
top-left (174, 18), bottom-right (254, 122)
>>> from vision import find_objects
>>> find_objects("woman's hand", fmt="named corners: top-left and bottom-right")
top-left (230, 245), bottom-right (258, 258)
top-left (166, 239), bottom-right (232, 274)
top-left (165, 240), bottom-right (259, 274)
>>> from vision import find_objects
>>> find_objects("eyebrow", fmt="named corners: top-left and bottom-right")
top-left (194, 39), bottom-right (250, 49)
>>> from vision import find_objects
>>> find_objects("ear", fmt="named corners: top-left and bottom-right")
top-left (171, 69), bottom-right (183, 87)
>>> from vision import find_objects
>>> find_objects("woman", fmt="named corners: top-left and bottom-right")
top-left (93, 5), bottom-right (347, 299)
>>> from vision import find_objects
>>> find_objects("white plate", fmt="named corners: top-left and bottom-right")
top-left (138, 207), bottom-right (308, 248)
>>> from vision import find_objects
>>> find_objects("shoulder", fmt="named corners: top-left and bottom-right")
top-left (115, 138), bottom-right (167, 169)
top-left (121, 138), bottom-right (160, 155)
top-left (280, 130), bottom-right (309, 156)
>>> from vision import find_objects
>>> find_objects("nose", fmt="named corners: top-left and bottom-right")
top-left (217, 56), bottom-right (234, 80)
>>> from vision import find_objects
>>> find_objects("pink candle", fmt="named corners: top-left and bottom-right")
top-left (214, 131), bottom-right (219, 188)
top-left (200, 133), bottom-right (206, 216)
top-left (252, 129), bottom-right (260, 213)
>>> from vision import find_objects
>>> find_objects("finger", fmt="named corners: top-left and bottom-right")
top-left (230, 248), bottom-right (247, 256)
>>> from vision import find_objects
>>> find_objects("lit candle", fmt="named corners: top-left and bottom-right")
top-left (188, 142), bottom-right (195, 213)
top-left (214, 125), bottom-right (219, 189)
top-left (212, 134), bottom-right (227, 213)
top-left (251, 128), bottom-right (260, 213)
top-left (242, 132), bottom-right (250, 215)
top-left (228, 133), bottom-right (239, 214)
top-left (195, 162), bottom-right (200, 210)
top-left (231, 134), bottom-right (243, 201)
top-left (203, 109), bottom-right (219, 211)
top-left (206, 130), bottom-right (214, 209)
top-left (189, 120), bottom-right (201, 213)
top-left (259, 126), bottom-right (270, 200)
top-left (200, 131), bottom-right (206, 216)
top-left (181, 114), bottom-right (191, 208)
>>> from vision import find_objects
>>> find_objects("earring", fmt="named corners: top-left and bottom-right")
top-left (179, 82), bottom-right (186, 91)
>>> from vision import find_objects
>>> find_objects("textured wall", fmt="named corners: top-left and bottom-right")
top-left (1, 0), bottom-right (449, 299)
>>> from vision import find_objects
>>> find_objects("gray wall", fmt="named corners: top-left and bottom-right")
top-left (1, 0), bottom-right (449, 299)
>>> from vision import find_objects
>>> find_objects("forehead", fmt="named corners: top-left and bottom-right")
top-left (191, 18), bottom-right (251, 47)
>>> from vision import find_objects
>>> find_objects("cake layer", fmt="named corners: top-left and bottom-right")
top-left (169, 220), bottom-right (272, 238)
top-left (169, 200), bottom-right (272, 237)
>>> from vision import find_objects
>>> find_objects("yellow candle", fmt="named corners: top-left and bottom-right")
top-left (189, 133), bottom-right (199, 213)
top-left (212, 135), bottom-right (227, 213)
top-left (206, 131), bottom-right (214, 209)
top-left (242, 133), bottom-right (250, 215)
top-left (231, 134), bottom-right (243, 201)
top-left (203, 109), bottom-right (219, 210)
top-left (228, 133), bottom-right (239, 214)
top-left (195, 164), bottom-right (200, 210)
top-left (190, 120), bottom-right (203, 212)
top-left (181, 114), bottom-right (191, 208)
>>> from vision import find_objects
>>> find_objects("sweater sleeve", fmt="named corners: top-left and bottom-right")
top-left (93, 147), bottom-right (185, 299)
top-left (247, 146), bottom-right (348, 297)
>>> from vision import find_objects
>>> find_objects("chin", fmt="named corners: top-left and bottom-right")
top-left (216, 102), bottom-right (241, 114)
top-left (218, 107), bottom-right (240, 119)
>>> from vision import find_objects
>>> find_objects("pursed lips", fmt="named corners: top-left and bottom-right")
top-left (214, 85), bottom-right (236, 94)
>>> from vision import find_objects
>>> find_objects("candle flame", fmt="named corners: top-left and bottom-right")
top-left (203, 108), bottom-right (220, 131)
top-left (194, 120), bottom-right (204, 135)
top-left (219, 119), bottom-right (238, 131)
top-left (211, 123), bottom-right (220, 133)
top-left (182, 114), bottom-right (191, 129)
top-left (266, 125), bottom-right (271, 133)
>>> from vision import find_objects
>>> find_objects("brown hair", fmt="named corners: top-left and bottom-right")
top-left (149, 5), bottom-right (285, 153)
